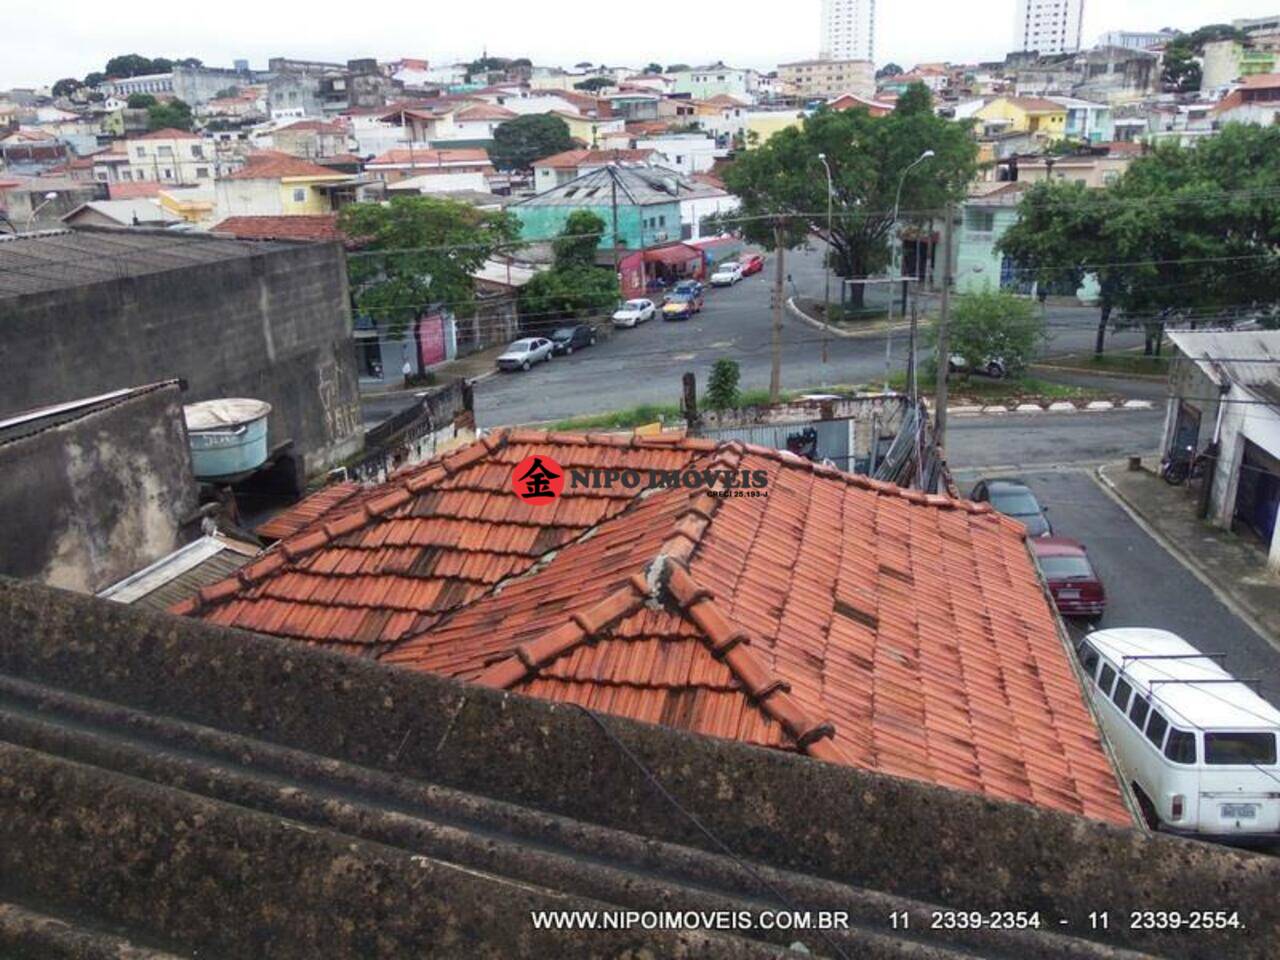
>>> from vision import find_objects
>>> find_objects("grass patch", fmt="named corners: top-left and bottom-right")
top-left (1039, 351), bottom-right (1171, 377)
top-left (549, 403), bottom-right (681, 432)
top-left (884, 370), bottom-right (1103, 402)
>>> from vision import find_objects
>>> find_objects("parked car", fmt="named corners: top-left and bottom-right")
top-left (662, 290), bottom-right (703, 320)
top-left (948, 353), bottom-right (1007, 379)
top-left (709, 262), bottom-right (744, 286)
top-left (1078, 627), bottom-right (1280, 839)
top-left (672, 279), bottom-right (703, 298)
top-left (1031, 537), bottom-right (1106, 617)
top-left (739, 253), bottom-right (765, 276)
top-left (611, 299), bottom-right (655, 327)
top-left (970, 477), bottom-right (1052, 537)
top-left (497, 337), bottom-right (554, 371)
top-left (550, 323), bottom-right (597, 355)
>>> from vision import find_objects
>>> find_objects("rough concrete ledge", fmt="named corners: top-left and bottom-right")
top-left (0, 901), bottom-right (185, 960)
top-left (1, 579), bottom-right (1277, 959)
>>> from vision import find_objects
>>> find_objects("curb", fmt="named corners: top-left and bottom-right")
top-left (1030, 362), bottom-right (1169, 383)
top-left (929, 399), bottom-right (1154, 418)
top-left (785, 297), bottom-right (913, 340)
top-left (1093, 464), bottom-right (1279, 654)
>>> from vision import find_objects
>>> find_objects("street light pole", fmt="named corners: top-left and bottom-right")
top-left (25, 192), bottom-right (59, 232)
top-left (884, 149), bottom-right (934, 392)
top-left (816, 152), bottom-right (833, 370)
top-left (891, 149), bottom-right (935, 280)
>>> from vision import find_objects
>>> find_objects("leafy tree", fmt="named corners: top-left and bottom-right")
top-left (876, 63), bottom-right (904, 79)
top-left (151, 57), bottom-right (174, 74)
top-left (574, 77), bottom-right (613, 92)
top-left (146, 98), bottom-right (193, 131)
top-left (105, 54), bottom-right (157, 78)
top-left (490, 113), bottom-right (574, 171)
top-left (721, 82), bottom-right (977, 307)
top-left (706, 359), bottom-right (741, 409)
top-left (177, 57), bottom-right (203, 68)
top-left (574, 61), bottom-right (594, 69)
top-left (642, 63), bottom-right (664, 75)
top-left (52, 78), bottom-right (83, 97)
top-left (666, 64), bottom-right (691, 73)
top-left (926, 289), bottom-right (1045, 377)
top-left (337, 196), bottom-right (519, 339)
top-left (1161, 24), bottom-right (1248, 92)
top-left (552, 210), bottom-right (606, 267)
top-left (127, 93), bottom-right (157, 109)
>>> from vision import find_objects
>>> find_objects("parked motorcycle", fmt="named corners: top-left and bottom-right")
top-left (1160, 444), bottom-right (1208, 486)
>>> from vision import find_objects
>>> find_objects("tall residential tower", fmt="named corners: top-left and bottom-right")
top-left (820, 0), bottom-right (875, 62)
top-left (1014, 0), bottom-right (1084, 55)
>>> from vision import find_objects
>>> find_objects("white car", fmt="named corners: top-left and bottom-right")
top-left (948, 353), bottom-right (1007, 379)
top-left (497, 337), bottom-right (554, 371)
top-left (611, 298), bottom-right (655, 327)
top-left (709, 262), bottom-right (744, 286)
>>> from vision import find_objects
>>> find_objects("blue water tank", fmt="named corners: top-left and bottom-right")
top-left (183, 398), bottom-right (272, 479)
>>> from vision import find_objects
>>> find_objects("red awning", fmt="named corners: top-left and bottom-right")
top-left (643, 244), bottom-right (699, 265)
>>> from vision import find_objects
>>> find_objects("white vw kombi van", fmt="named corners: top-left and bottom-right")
top-left (1077, 628), bottom-right (1280, 840)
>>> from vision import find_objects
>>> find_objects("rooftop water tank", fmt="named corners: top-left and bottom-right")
top-left (183, 398), bottom-right (272, 480)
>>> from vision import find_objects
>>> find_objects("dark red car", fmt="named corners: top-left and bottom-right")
top-left (1031, 537), bottom-right (1106, 618)
top-left (739, 253), bottom-right (765, 276)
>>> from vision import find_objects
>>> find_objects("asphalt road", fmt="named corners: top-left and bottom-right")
top-left (471, 245), bottom-right (1149, 428)
top-left (950, 463), bottom-right (1280, 712)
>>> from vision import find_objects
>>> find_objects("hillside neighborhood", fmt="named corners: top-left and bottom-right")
top-left (3, 4), bottom-right (1280, 959)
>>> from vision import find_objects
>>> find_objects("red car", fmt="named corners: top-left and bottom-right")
top-left (1031, 537), bottom-right (1106, 618)
top-left (739, 253), bottom-right (765, 276)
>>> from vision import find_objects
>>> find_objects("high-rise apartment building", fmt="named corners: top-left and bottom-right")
top-left (820, 0), bottom-right (875, 63)
top-left (1014, 0), bottom-right (1085, 55)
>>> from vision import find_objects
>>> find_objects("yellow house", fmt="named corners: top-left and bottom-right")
top-left (745, 110), bottom-right (804, 148)
top-left (158, 185), bottom-right (217, 224)
top-left (215, 151), bottom-right (348, 218)
top-left (550, 111), bottom-right (625, 147)
top-left (974, 97), bottom-right (1066, 137)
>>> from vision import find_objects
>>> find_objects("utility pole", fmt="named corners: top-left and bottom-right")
top-left (769, 221), bottom-right (785, 403)
top-left (610, 165), bottom-right (621, 297)
top-left (935, 201), bottom-right (955, 449)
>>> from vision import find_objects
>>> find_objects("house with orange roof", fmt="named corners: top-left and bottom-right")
top-left (364, 147), bottom-right (495, 184)
top-left (1213, 73), bottom-right (1280, 126)
top-left (214, 150), bottom-right (351, 218)
top-left (268, 118), bottom-right (350, 159)
top-left (531, 147), bottom-right (658, 192)
top-left (974, 96), bottom-right (1067, 138)
top-left (174, 428), bottom-right (1135, 828)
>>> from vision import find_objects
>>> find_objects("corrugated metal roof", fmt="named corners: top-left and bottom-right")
top-left (514, 164), bottom-right (691, 208)
top-left (1167, 329), bottom-right (1280, 390)
top-left (0, 228), bottom-right (290, 299)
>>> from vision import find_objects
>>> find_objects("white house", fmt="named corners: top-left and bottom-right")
top-left (678, 177), bottom-right (740, 241)
top-left (1161, 329), bottom-right (1280, 571)
top-left (633, 134), bottom-right (718, 175)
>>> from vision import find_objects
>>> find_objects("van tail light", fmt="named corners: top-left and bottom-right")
top-left (1171, 795), bottom-right (1185, 821)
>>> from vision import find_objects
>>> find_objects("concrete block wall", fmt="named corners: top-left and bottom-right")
top-left (0, 240), bottom-right (362, 476)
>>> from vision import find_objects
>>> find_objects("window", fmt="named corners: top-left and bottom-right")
top-left (191, 145), bottom-right (203, 158)
top-left (195, 167), bottom-right (209, 178)
top-left (1145, 709), bottom-right (1169, 749)
top-left (1165, 729), bottom-right (1197, 764)
top-left (1205, 732), bottom-right (1277, 765)
top-left (292, 188), bottom-right (306, 202)
top-left (121, 169), bottom-right (133, 181)
top-left (966, 208), bottom-right (995, 232)
top-left (1111, 678), bottom-right (1132, 711)
top-left (1097, 663), bottom-right (1116, 696)
top-left (135, 146), bottom-right (146, 158)
top-left (1129, 694), bottom-right (1150, 729)
top-left (162, 168), bottom-right (172, 179)
top-left (158, 146), bottom-right (173, 157)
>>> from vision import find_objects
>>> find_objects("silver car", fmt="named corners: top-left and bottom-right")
top-left (497, 337), bottom-right (554, 371)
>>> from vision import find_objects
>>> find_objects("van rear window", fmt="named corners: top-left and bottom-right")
top-left (1205, 732), bottom-right (1277, 766)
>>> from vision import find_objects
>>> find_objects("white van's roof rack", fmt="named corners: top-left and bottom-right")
top-left (1150, 677), bottom-right (1264, 695)
top-left (1122, 653), bottom-right (1226, 663)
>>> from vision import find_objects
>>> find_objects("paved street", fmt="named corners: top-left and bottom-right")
top-left (468, 245), bottom-right (1151, 428)
top-left (950, 462), bottom-right (1280, 712)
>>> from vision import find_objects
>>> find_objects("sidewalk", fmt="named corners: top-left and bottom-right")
top-left (361, 344), bottom-right (508, 400)
top-left (1096, 460), bottom-right (1280, 649)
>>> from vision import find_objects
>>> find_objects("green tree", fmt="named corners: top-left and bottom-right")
top-left (666, 63), bottom-right (691, 73)
top-left (722, 82), bottom-right (977, 307)
top-left (706, 359), bottom-right (741, 409)
top-left (574, 77), bottom-right (613, 92)
top-left (146, 98), bottom-right (193, 131)
top-left (552, 210), bottom-right (606, 267)
top-left (1161, 24), bottom-right (1248, 92)
top-left (215, 86), bottom-right (241, 99)
top-left (927, 289), bottom-right (1046, 377)
top-left (83, 71), bottom-right (106, 88)
top-left (105, 54), bottom-right (157, 78)
top-left (127, 93), bottom-right (157, 109)
top-left (337, 196), bottom-right (519, 340)
top-left (642, 63), bottom-right (664, 75)
top-left (52, 78), bottom-right (82, 97)
top-left (490, 113), bottom-right (575, 171)
top-left (876, 63), bottom-right (904, 79)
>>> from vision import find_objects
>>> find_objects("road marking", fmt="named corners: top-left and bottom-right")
top-left (671, 353), bottom-right (696, 361)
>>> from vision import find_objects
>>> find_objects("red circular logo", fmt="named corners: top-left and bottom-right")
top-left (511, 454), bottom-right (565, 504)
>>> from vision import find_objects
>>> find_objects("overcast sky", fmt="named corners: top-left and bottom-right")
top-left (3, 1), bottom-right (1274, 89)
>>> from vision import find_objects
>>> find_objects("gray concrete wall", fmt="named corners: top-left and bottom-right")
top-left (0, 384), bottom-right (199, 593)
top-left (1, 578), bottom-right (1277, 959)
top-left (0, 236), bottom-right (362, 476)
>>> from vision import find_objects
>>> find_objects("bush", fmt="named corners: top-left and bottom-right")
top-left (706, 359), bottom-right (741, 410)
top-left (928, 289), bottom-right (1045, 377)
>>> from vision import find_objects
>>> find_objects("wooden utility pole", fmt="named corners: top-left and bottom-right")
top-left (681, 372), bottom-right (698, 430)
top-left (935, 202), bottom-right (955, 448)
top-left (610, 166), bottom-right (621, 295)
top-left (769, 222), bottom-right (785, 402)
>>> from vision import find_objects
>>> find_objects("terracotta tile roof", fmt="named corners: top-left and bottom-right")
top-left (211, 214), bottom-right (344, 243)
top-left (367, 148), bottom-right (492, 167)
top-left (134, 127), bottom-right (202, 140)
top-left (1002, 97), bottom-right (1065, 113)
top-left (175, 430), bottom-right (1130, 825)
top-left (225, 150), bottom-right (346, 181)
top-left (453, 103), bottom-right (518, 121)
top-left (107, 181), bottom-right (165, 199)
top-left (277, 119), bottom-right (347, 134)
top-left (533, 148), bottom-right (656, 169)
